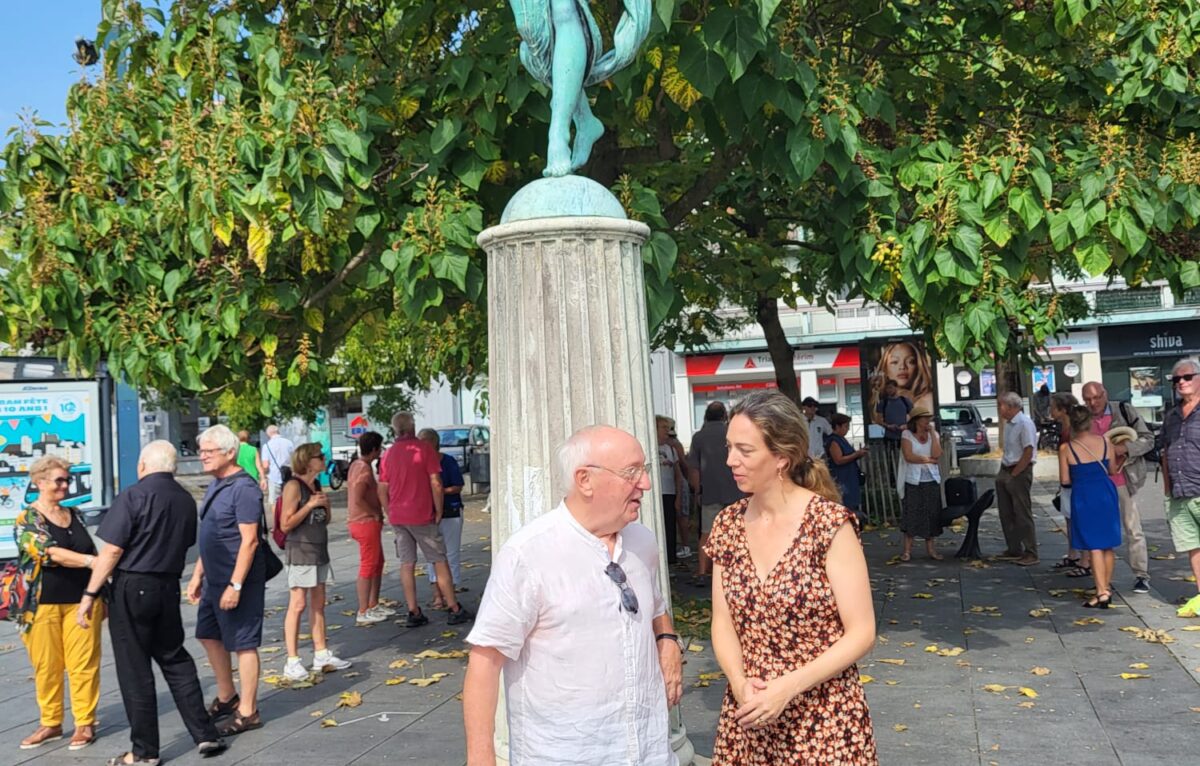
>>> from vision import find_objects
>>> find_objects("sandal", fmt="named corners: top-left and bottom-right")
top-left (218, 710), bottom-right (263, 737)
top-left (69, 724), bottom-right (96, 750)
top-left (1083, 592), bottom-right (1112, 609)
top-left (1065, 565), bottom-right (1092, 578)
top-left (105, 754), bottom-right (160, 766)
top-left (1053, 556), bottom-right (1081, 570)
top-left (207, 694), bottom-right (239, 720)
top-left (899, 553), bottom-right (911, 562)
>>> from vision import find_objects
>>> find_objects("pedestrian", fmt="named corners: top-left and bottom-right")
top-left (899, 407), bottom-right (944, 561)
top-left (655, 415), bottom-right (684, 566)
top-left (826, 413), bottom-right (868, 521)
top-left (1082, 382), bottom-right (1154, 594)
top-left (12, 456), bottom-right (103, 752)
top-left (665, 422), bottom-right (694, 560)
top-left (1161, 357), bottom-right (1200, 617)
top-left (260, 424), bottom-right (295, 516)
top-left (378, 412), bottom-right (471, 627)
top-left (463, 425), bottom-right (683, 766)
top-left (800, 397), bottom-right (833, 460)
top-left (418, 428), bottom-right (466, 610)
top-left (995, 391), bottom-right (1039, 565)
top-left (1032, 384), bottom-right (1052, 426)
top-left (188, 425), bottom-right (267, 737)
top-left (1059, 406), bottom-right (1121, 609)
top-left (872, 379), bottom-right (913, 443)
top-left (705, 391), bottom-right (877, 764)
top-left (346, 431), bottom-right (393, 625)
top-left (235, 430), bottom-right (266, 494)
top-left (687, 402), bottom-right (746, 587)
top-left (77, 441), bottom-right (228, 765)
top-left (280, 443), bottom-right (353, 681)
top-left (1049, 393), bottom-right (1092, 579)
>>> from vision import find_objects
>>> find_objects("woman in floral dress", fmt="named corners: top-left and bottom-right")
top-left (704, 391), bottom-right (878, 764)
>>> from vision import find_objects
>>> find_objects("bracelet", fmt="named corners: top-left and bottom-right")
top-left (83, 589), bottom-right (101, 599)
top-left (656, 633), bottom-right (685, 651)
top-left (84, 555), bottom-right (95, 569)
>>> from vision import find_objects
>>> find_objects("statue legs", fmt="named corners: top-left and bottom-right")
top-left (546, 0), bottom-right (600, 176)
top-left (569, 96), bottom-right (604, 173)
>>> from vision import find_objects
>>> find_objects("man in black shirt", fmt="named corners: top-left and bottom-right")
top-left (77, 441), bottom-right (227, 764)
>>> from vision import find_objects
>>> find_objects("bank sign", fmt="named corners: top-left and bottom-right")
top-left (1099, 321), bottom-right (1200, 358)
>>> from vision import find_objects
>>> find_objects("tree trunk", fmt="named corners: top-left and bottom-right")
top-left (755, 294), bottom-right (800, 404)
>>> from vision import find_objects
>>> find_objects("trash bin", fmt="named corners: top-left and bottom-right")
top-left (469, 450), bottom-right (490, 485)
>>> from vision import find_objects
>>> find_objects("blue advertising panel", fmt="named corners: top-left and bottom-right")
top-left (0, 381), bottom-right (103, 558)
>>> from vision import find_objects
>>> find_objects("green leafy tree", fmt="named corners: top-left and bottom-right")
top-left (3, 0), bottom-right (1198, 414)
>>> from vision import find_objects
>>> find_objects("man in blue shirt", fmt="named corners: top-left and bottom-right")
top-left (419, 429), bottom-right (466, 610)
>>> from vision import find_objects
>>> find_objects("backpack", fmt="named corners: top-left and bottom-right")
top-left (272, 477), bottom-right (310, 550)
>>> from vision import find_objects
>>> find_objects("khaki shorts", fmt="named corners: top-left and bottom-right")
top-left (1167, 497), bottom-right (1200, 552)
top-left (287, 563), bottom-right (335, 589)
top-left (393, 523), bottom-right (448, 564)
top-left (699, 503), bottom-right (725, 535)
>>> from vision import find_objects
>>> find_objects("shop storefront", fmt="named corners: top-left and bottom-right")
top-left (680, 346), bottom-right (864, 437)
top-left (1099, 320), bottom-right (1200, 423)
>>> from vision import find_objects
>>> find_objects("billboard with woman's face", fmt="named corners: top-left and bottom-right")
top-left (864, 338), bottom-right (937, 432)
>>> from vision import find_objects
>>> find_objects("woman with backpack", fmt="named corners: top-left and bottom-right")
top-left (279, 443), bottom-right (352, 682)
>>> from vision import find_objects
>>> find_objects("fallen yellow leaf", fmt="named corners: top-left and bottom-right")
top-left (1073, 617), bottom-right (1104, 626)
top-left (1129, 662), bottom-right (1150, 670)
top-left (340, 610), bottom-right (356, 617)
top-left (1119, 673), bottom-right (1150, 680)
top-left (1030, 667), bottom-right (1051, 676)
top-left (698, 672), bottom-right (725, 681)
top-left (893, 724), bottom-right (908, 732)
top-left (1018, 687), bottom-right (1038, 698)
top-left (299, 633), bottom-right (311, 641)
top-left (687, 644), bottom-right (704, 653)
top-left (320, 718), bottom-right (338, 728)
top-left (1180, 626), bottom-right (1200, 632)
top-left (878, 658), bottom-right (906, 666)
top-left (261, 647), bottom-right (282, 654)
top-left (912, 593), bottom-right (934, 599)
top-left (859, 674), bottom-right (875, 684)
top-left (409, 677), bottom-right (440, 687)
top-left (937, 647), bottom-right (965, 657)
top-left (441, 630), bottom-right (459, 639)
top-left (1029, 608), bottom-right (1052, 618)
top-left (924, 645), bottom-right (940, 653)
top-left (389, 659), bottom-right (412, 669)
top-left (1017, 701), bottom-right (1036, 709)
top-left (413, 649), bottom-right (469, 660)
top-left (338, 691), bottom-right (363, 708)
top-left (885, 680), bottom-right (899, 686)
top-left (901, 641), bottom-right (916, 647)
top-left (982, 684), bottom-right (1008, 693)
top-left (385, 677), bottom-right (407, 685)
top-left (309, 710), bottom-right (324, 718)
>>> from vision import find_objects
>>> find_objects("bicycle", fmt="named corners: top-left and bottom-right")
top-left (1036, 419), bottom-right (1061, 452)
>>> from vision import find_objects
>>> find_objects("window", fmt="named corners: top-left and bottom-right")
top-left (1094, 288), bottom-right (1162, 313)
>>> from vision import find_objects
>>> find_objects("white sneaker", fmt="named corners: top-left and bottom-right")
top-left (283, 657), bottom-right (309, 682)
top-left (356, 610), bottom-right (386, 625)
top-left (677, 546), bottom-right (693, 559)
top-left (370, 604), bottom-right (397, 617)
top-left (312, 651), bottom-right (351, 672)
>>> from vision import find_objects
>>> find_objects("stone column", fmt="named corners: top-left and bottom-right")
top-left (478, 207), bottom-right (696, 765)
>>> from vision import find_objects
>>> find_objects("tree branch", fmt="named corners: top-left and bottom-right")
top-left (663, 148), bottom-right (742, 229)
top-left (303, 242), bottom-right (379, 309)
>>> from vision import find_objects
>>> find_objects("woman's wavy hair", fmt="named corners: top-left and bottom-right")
top-left (290, 442), bottom-right (325, 475)
top-left (730, 391), bottom-right (841, 503)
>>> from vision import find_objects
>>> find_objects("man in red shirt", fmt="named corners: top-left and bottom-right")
top-left (378, 413), bottom-right (472, 627)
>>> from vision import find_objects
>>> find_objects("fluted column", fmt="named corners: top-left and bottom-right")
top-left (479, 214), bottom-right (695, 766)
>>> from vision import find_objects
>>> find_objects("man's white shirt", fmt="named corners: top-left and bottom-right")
top-left (466, 503), bottom-right (677, 766)
top-left (809, 415), bottom-right (833, 458)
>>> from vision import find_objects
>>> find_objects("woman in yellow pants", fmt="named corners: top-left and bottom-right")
top-left (13, 456), bottom-right (104, 751)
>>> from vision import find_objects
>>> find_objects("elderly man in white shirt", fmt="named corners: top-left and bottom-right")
top-left (463, 425), bottom-right (683, 766)
top-left (995, 391), bottom-right (1039, 566)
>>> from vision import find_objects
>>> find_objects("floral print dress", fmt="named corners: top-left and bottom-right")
top-left (703, 496), bottom-right (878, 765)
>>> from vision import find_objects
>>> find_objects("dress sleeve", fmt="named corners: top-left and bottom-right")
top-left (815, 500), bottom-right (860, 559)
top-left (701, 504), bottom-right (737, 567)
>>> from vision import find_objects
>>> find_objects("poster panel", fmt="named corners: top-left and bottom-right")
top-left (1129, 366), bottom-right (1164, 408)
top-left (861, 338), bottom-right (938, 438)
top-left (1031, 365), bottom-right (1056, 393)
top-left (0, 381), bottom-right (102, 558)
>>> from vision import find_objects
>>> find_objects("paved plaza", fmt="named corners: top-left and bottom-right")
top-left (2, 475), bottom-right (1198, 765)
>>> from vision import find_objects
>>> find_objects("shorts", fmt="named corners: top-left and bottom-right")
top-left (699, 503), bottom-right (725, 535)
top-left (1167, 497), bottom-right (1200, 552)
top-left (195, 577), bottom-right (265, 652)
top-left (287, 563), bottom-right (335, 589)
top-left (393, 523), bottom-right (447, 565)
top-left (349, 519), bottom-right (385, 578)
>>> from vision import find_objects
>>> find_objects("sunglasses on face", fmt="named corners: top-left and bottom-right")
top-left (50, 477), bottom-right (70, 487)
top-left (604, 562), bottom-right (639, 614)
top-left (1172, 373), bottom-right (1198, 385)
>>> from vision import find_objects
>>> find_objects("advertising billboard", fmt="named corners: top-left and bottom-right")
top-left (0, 381), bottom-right (103, 558)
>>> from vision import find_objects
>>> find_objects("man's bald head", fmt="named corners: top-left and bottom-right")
top-left (558, 425), bottom-right (629, 489)
top-left (557, 425), bottom-right (650, 536)
top-left (1082, 382), bottom-right (1108, 416)
top-left (391, 412), bottom-right (415, 437)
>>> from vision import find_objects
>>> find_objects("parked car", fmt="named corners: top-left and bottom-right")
top-left (939, 404), bottom-right (992, 459)
top-left (435, 424), bottom-right (491, 473)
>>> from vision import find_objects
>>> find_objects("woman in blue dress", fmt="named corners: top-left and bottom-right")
top-left (1058, 405), bottom-right (1122, 608)
top-left (826, 414), bottom-right (868, 521)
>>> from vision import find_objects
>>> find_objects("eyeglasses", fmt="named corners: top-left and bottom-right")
top-left (1172, 373), bottom-right (1198, 385)
top-left (51, 477), bottom-right (70, 487)
top-left (586, 463), bottom-right (653, 484)
top-left (604, 562), bottom-right (639, 614)
top-left (198, 448), bottom-right (224, 456)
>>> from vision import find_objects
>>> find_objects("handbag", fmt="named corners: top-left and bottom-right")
top-left (259, 514), bottom-right (283, 581)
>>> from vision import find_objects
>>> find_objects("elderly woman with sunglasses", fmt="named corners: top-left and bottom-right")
top-left (12, 456), bottom-right (104, 752)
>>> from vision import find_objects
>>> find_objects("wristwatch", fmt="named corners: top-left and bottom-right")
top-left (230, 581), bottom-right (242, 592)
top-left (656, 633), bottom-right (685, 652)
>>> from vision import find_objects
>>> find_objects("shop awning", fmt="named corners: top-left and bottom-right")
top-left (686, 347), bottom-right (861, 377)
